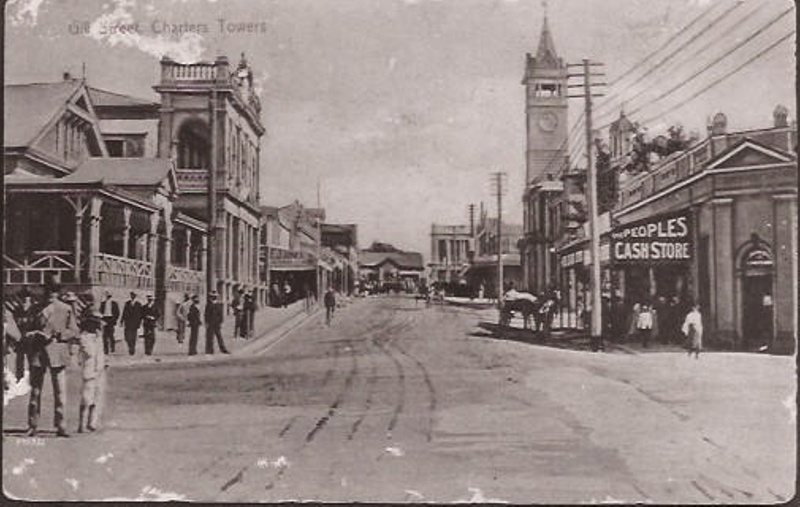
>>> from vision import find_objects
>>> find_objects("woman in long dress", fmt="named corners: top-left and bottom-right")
top-left (682, 303), bottom-right (703, 358)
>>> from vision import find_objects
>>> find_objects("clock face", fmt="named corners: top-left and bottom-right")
top-left (538, 112), bottom-right (558, 132)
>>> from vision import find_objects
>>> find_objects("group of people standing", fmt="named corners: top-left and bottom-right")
top-left (602, 295), bottom-right (704, 357)
top-left (173, 291), bottom-right (231, 355)
top-left (3, 286), bottom-right (108, 437)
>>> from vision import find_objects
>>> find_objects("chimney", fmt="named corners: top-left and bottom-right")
top-left (63, 71), bottom-right (72, 81)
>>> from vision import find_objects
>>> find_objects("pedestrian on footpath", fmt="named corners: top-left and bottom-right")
top-left (76, 308), bottom-right (105, 433)
top-left (324, 287), bottom-right (336, 326)
top-left (122, 292), bottom-right (142, 356)
top-left (141, 294), bottom-right (160, 356)
top-left (205, 291), bottom-right (230, 354)
top-left (682, 302), bottom-right (703, 359)
top-left (231, 287), bottom-right (244, 339)
top-left (27, 286), bottom-right (79, 438)
top-left (187, 295), bottom-right (202, 356)
top-left (99, 291), bottom-right (120, 355)
top-left (4, 307), bottom-right (22, 393)
top-left (637, 302), bottom-right (654, 348)
top-left (13, 292), bottom-right (38, 381)
top-left (175, 293), bottom-right (191, 345)
top-left (243, 290), bottom-right (256, 338)
top-left (283, 281), bottom-right (292, 308)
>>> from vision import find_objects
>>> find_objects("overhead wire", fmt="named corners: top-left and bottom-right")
top-left (596, 0), bottom-right (746, 115)
top-left (638, 29), bottom-right (795, 127)
top-left (595, 0), bottom-right (769, 123)
top-left (622, 5), bottom-right (794, 121)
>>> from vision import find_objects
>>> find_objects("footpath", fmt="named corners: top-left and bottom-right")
top-left (106, 299), bottom-right (321, 368)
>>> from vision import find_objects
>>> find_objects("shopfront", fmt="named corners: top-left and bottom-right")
top-left (610, 210), bottom-right (694, 308)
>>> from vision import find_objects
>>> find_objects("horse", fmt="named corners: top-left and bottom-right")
top-left (498, 294), bottom-right (540, 330)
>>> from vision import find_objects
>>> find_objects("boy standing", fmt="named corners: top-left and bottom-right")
top-left (77, 309), bottom-right (105, 433)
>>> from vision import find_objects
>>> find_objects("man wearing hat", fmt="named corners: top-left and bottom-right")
top-left (141, 294), bottom-right (160, 356)
top-left (121, 292), bottom-right (142, 356)
top-left (26, 286), bottom-right (79, 437)
top-left (99, 291), bottom-right (120, 355)
top-left (187, 294), bottom-right (202, 356)
top-left (204, 291), bottom-right (229, 354)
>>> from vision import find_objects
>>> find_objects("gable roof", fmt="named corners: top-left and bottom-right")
top-left (707, 137), bottom-right (795, 170)
top-left (4, 80), bottom-right (82, 148)
top-left (87, 87), bottom-right (159, 109)
top-left (360, 251), bottom-right (424, 270)
top-left (64, 158), bottom-right (176, 189)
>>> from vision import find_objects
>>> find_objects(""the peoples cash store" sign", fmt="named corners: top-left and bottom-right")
top-left (610, 211), bottom-right (693, 264)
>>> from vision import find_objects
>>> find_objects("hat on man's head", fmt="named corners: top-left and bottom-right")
top-left (192, 294), bottom-right (200, 302)
top-left (63, 291), bottom-right (78, 302)
top-left (147, 294), bottom-right (154, 299)
top-left (209, 291), bottom-right (219, 298)
top-left (130, 291), bottom-right (137, 297)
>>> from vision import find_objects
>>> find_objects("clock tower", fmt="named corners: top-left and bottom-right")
top-left (520, 8), bottom-right (568, 293)
top-left (523, 11), bottom-right (568, 183)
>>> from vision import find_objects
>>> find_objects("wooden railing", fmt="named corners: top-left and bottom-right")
top-left (94, 253), bottom-right (154, 289)
top-left (167, 265), bottom-right (205, 294)
top-left (3, 251), bottom-right (76, 285)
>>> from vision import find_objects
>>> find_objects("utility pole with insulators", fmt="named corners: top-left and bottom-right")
top-left (567, 59), bottom-right (606, 351)
top-left (490, 172), bottom-right (507, 304)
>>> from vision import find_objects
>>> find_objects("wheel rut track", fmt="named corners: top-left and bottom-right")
top-left (218, 302), bottom-right (416, 495)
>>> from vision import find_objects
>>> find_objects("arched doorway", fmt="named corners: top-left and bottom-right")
top-left (738, 236), bottom-right (774, 351)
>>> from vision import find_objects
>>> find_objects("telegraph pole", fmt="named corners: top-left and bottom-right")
top-left (491, 172), bottom-right (507, 303)
top-left (567, 59), bottom-right (606, 350)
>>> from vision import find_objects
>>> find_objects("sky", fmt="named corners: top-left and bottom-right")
top-left (4, 0), bottom-right (796, 258)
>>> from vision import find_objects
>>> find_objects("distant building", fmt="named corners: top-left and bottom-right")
top-left (359, 242), bottom-right (424, 292)
top-left (321, 223), bottom-right (359, 294)
top-left (429, 224), bottom-right (473, 283)
top-left (465, 212), bottom-right (523, 297)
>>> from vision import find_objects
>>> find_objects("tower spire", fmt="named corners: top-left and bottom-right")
top-left (536, 0), bottom-right (559, 66)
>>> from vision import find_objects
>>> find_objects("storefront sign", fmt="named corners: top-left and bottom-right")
top-left (610, 211), bottom-right (693, 264)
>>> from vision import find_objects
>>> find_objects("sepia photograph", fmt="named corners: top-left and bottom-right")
top-left (2, 0), bottom-right (797, 502)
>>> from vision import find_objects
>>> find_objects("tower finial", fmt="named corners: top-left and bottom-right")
top-left (542, 0), bottom-right (548, 19)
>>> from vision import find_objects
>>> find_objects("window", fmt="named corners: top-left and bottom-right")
top-left (106, 140), bottom-right (124, 157)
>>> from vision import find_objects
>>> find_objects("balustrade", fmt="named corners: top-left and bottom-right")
top-left (167, 264), bottom-right (205, 294)
top-left (3, 251), bottom-right (76, 285)
top-left (94, 253), bottom-right (154, 289)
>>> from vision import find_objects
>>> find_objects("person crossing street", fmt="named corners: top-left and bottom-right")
top-left (324, 287), bottom-right (337, 326)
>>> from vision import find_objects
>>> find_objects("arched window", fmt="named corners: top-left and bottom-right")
top-left (176, 119), bottom-right (210, 169)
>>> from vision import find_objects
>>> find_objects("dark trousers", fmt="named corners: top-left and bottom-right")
top-left (205, 325), bottom-right (229, 354)
top-left (326, 306), bottom-right (334, 325)
top-left (640, 328), bottom-right (651, 348)
top-left (124, 326), bottom-right (138, 355)
top-left (102, 318), bottom-right (116, 354)
top-left (188, 325), bottom-right (200, 355)
top-left (28, 366), bottom-right (66, 431)
top-left (143, 325), bottom-right (156, 355)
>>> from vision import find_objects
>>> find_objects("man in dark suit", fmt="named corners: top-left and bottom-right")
top-left (187, 294), bottom-right (202, 356)
top-left (26, 286), bottom-right (79, 437)
top-left (121, 292), bottom-right (142, 356)
top-left (99, 291), bottom-right (120, 355)
top-left (141, 294), bottom-right (160, 356)
top-left (204, 291), bottom-right (229, 354)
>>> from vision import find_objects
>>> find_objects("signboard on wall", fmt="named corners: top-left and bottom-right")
top-left (610, 210), bottom-right (693, 264)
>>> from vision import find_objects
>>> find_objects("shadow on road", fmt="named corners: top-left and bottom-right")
top-left (472, 322), bottom-right (596, 352)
